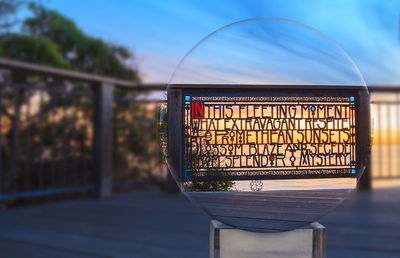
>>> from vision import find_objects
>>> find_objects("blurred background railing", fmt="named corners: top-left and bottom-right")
top-left (369, 87), bottom-right (400, 186)
top-left (0, 58), bottom-right (166, 202)
top-left (0, 59), bottom-right (399, 202)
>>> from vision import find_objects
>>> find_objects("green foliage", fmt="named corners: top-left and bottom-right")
top-left (0, 2), bottom-right (140, 82)
top-left (23, 2), bottom-right (86, 55)
top-left (19, 2), bottom-right (139, 81)
top-left (158, 106), bottom-right (167, 144)
top-left (185, 180), bottom-right (234, 192)
top-left (0, 33), bottom-right (70, 68)
top-left (184, 146), bottom-right (235, 192)
top-left (0, 0), bottom-right (24, 31)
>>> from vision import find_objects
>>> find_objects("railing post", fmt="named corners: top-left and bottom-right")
top-left (0, 84), bottom-right (2, 198)
top-left (358, 89), bottom-right (372, 190)
top-left (93, 83), bottom-right (114, 198)
top-left (358, 157), bottom-right (372, 190)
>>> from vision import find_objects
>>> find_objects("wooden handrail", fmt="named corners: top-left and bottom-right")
top-left (0, 58), bottom-right (166, 90)
top-left (368, 86), bottom-right (400, 92)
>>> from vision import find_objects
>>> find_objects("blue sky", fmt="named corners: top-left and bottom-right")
top-left (41, 0), bottom-right (400, 85)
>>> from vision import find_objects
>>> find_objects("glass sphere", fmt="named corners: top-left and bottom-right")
top-left (159, 18), bottom-right (369, 232)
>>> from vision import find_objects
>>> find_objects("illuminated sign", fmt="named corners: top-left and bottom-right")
top-left (178, 87), bottom-right (368, 182)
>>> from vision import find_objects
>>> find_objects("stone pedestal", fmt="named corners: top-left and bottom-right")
top-left (210, 220), bottom-right (326, 258)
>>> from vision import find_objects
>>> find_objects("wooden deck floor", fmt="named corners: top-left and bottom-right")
top-left (0, 187), bottom-right (399, 258)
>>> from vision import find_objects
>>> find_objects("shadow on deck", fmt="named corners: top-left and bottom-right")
top-left (0, 188), bottom-right (399, 258)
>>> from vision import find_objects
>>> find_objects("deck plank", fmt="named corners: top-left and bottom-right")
top-left (0, 188), bottom-right (398, 257)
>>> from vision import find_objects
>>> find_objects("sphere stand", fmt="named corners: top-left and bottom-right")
top-left (210, 220), bottom-right (326, 258)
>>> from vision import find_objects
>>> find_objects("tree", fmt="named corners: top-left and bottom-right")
top-left (0, 2), bottom-right (140, 82)
top-left (0, 33), bottom-right (70, 68)
top-left (0, 0), bottom-right (24, 32)
top-left (0, 3), bottom-right (165, 193)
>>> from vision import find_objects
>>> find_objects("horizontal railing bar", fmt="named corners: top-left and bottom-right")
top-left (0, 58), bottom-right (166, 90)
top-left (1, 83), bottom-right (166, 102)
top-left (0, 185), bottom-right (95, 201)
top-left (368, 86), bottom-right (400, 92)
top-left (114, 97), bottom-right (165, 103)
top-left (372, 176), bottom-right (400, 180)
top-left (371, 101), bottom-right (400, 104)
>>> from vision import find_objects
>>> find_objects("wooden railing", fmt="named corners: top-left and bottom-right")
top-left (369, 87), bottom-right (400, 180)
top-left (0, 58), bottom-right (399, 201)
top-left (0, 58), bottom-right (165, 200)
